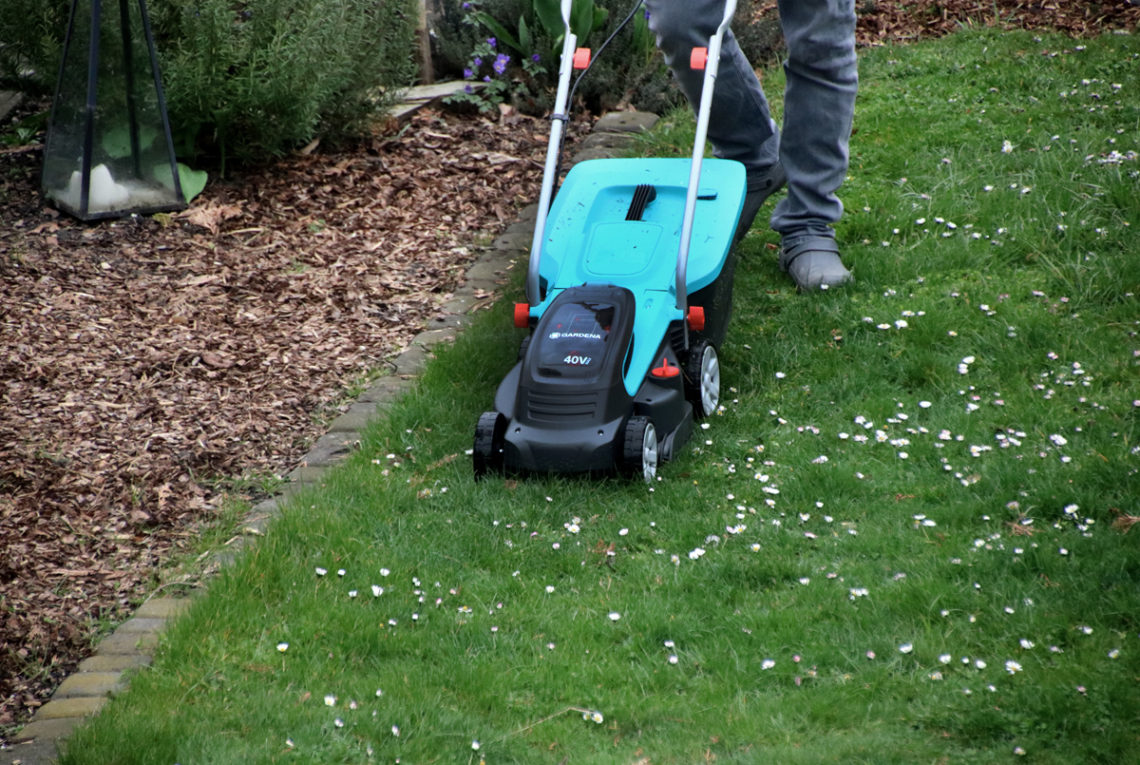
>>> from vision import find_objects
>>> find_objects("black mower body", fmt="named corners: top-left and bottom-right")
top-left (490, 284), bottom-right (693, 475)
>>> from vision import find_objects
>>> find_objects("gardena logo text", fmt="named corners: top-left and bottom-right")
top-left (549, 332), bottom-right (603, 341)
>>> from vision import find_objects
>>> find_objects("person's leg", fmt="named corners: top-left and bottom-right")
top-left (772, 0), bottom-right (858, 288)
top-left (644, 0), bottom-right (782, 189)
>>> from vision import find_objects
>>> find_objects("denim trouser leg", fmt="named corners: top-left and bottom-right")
top-left (644, 0), bottom-right (857, 240)
top-left (773, 0), bottom-right (858, 240)
top-left (644, 0), bottom-right (780, 181)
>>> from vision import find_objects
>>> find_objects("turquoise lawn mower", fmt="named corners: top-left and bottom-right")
top-left (473, 0), bottom-right (747, 482)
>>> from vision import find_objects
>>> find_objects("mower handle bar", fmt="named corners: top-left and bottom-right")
top-left (526, 0), bottom-right (577, 307)
top-left (526, 0), bottom-right (739, 323)
top-left (675, 0), bottom-right (737, 313)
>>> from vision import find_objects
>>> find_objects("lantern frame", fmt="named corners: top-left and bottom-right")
top-left (42, 0), bottom-right (185, 221)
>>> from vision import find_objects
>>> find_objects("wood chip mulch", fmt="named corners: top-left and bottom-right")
top-left (0, 108), bottom-right (567, 738)
top-left (2, 0), bottom-right (1138, 743)
top-left (748, 0), bottom-right (1140, 42)
top-left (852, 0), bottom-right (1139, 43)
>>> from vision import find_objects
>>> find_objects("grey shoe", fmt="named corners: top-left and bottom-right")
top-left (780, 235), bottom-right (853, 291)
top-left (733, 162), bottom-right (787, 243)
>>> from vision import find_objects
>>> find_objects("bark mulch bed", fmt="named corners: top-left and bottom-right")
top-left (0, 108), bottom-right (566, 740)
top-left (2, 0), bottom-right (1137, 744)
top-left (849, 0), bottom-right (1139, 43)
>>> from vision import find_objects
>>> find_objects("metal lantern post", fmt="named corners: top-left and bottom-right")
top-left (42, 0), bottom-right (185, 220)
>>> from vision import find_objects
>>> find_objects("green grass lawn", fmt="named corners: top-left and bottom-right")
top-left (59, 28), bottom-right (1138, 764)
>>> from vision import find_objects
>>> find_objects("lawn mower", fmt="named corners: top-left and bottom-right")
top-left (473, 0), bottom-right (746, 482)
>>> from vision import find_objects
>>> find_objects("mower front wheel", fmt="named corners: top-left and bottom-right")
top-left (473, 411), bottom-right (507, 479)
top-left (621, 416), bottom-right (659, 483)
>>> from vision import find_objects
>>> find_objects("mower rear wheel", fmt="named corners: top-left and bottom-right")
top-left (621, 416), bottom-right (658, 483)
top-left (473, 411), bottom-right (507, 479)
top-left (684, 339), bottom-right (720, 418)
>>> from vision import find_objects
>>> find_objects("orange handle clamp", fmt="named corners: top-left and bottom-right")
top-left (687, 306), bottom-right (706, 332)
top-left (690, 47), bottom-right (708, 70)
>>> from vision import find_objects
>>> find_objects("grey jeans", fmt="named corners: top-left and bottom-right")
top-left (644, 0), bottom-right (858, 241)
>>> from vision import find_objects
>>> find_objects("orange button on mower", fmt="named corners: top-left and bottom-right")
top-left (651, 356), bottom-right (681, 379)
top-left (573, 48), bottom-right (591, 70)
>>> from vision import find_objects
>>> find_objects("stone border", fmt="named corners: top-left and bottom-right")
top-left (4, 109), bottom-right (658, 765)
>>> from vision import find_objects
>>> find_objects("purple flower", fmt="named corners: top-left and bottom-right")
top-left (487, 37), bottom-right (497, 48)
top-left (463, 67), bottom-right (474, 79)
top-left (483, 75), bottom-right (491, 82)
top-left (532, 53), bottom-right (541, 63)
top-left (492, 53), bottom-right (510, 75)
top-left (464, 84), bottom-right (474, 94)
top-left (462, 2), bottom-right (471, 9)
top-left (473, 56), bottom-right (482, 67)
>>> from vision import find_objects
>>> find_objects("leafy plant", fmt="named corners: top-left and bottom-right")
top-left (147, 0), bottom-right (418, 169)
top-left (446, 0), bottom-right (609, 114)
top-left (469, 8), bottom-right (539, 58)
top-left (447, 33), bottom-right (548, 113)
top-left (0, 110), bottom-right (47, 147)
top-left (471, 0), bottom-right (608, 59)
top-left (443, 0), bottom-right (669, 115)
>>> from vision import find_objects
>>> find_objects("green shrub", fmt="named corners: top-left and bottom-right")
top-left (0, 0), bottom-right (69, 95)
top-left (149, 0), bottom-right (419, 167)
top-left (1, 0), bottom-right (419, 167)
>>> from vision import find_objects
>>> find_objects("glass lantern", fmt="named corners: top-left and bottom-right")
top-left (41, 0), bottom-right (185, 221)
